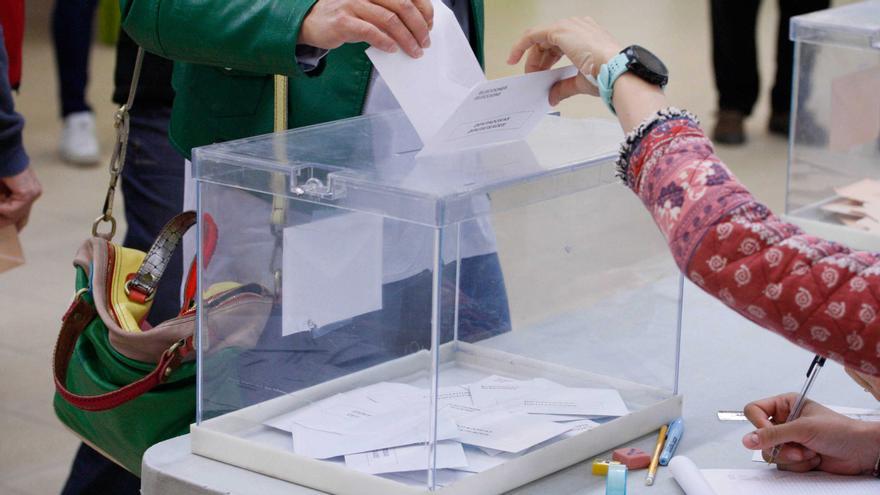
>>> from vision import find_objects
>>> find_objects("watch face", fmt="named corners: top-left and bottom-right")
top-left (629, 45), bottom-right (668, 77)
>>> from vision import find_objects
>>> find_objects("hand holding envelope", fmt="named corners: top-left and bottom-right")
top-left (299, 0), bottom-right (435, 58)
top-left (366, 0), bottom-right (578, 156)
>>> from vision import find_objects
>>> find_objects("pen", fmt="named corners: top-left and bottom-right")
top-left (645, 424), bottom-right (668, 485)
top-left (768, 354), bottom-right (826, 464)
top-left (659, 417), bottom-right (684, 466)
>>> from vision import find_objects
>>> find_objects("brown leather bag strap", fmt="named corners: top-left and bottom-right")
top-left (53, 291), bottom-right (191, 412)
top-left (125, 211), bottom-right (197, 304)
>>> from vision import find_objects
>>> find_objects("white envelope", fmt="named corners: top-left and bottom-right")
top-left (418, 65), bottom-right (578, 156)
top-left (282, 211), bottom-right (383, 335)
top-left (366, 0), bottom-right (576, 156)
top-left (467, 375), bottom-right (563, 409)
top-left (366, 0), bottom-right (485, 141)
top-left (454, 410), bottom-right (569, 454)
top-left (345, 441), bottom-right (468, 475)
top-left (264, 382), bottom-right (423, 434)
top-left (523, 387), bottom-right (629, 417)
top-left (291, 410), bottom-right (458, 459)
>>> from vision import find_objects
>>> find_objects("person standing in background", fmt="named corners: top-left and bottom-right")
top-left (0, 0), bottom-right (42, 231)
top-left (51, 0), bottom-right (101, 164)
top-left (710, 0), bottom-right (829, 145)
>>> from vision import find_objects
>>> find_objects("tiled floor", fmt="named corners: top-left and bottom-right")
top-left (0, 0), bottom-right (849, 493)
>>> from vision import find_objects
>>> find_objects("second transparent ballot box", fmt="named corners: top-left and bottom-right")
top-left (787, 1), bottom-right (880, 250)
top-left (190, 110), bottom-right (683, 494)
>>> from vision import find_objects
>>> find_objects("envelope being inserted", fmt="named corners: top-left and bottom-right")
top-left (366, 0), bottom-right (578, 156)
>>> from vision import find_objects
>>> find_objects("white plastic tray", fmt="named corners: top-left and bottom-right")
top-left (191, 342), bottom-right (681, 495)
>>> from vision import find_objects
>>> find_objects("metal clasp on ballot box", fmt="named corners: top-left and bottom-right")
top-left (290, 165), bottom-right (347, 201)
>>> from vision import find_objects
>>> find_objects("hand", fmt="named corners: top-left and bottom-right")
top-left (507, 17), bottom-right (623, 105)
top-left (846, 367), bottom-right (880, 402)
top-left (299, 0), bottom-right (434, 58)
top-left (742, 393), bottom-right (880, 475)
top-left (0, 167), bottom-right (42, 231)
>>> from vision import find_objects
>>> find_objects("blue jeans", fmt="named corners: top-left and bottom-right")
top-left (60, 108), bottom-right (184, 494)
top-left (205, 252), bottom-right (512, 414)
top-left (120, 108), bottom-right (186, 324)
top-left (51, 0), bottom-right (98, 117)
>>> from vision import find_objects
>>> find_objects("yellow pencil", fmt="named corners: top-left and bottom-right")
top-left (645, 424), bottom-right (669, 486)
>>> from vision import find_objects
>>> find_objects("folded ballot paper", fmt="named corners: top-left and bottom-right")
top-left (264, 376), bottom-right (627, 476)
top-left (366, 0), bottom-right (577, 156)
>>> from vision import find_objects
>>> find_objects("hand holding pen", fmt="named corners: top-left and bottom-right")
top-left (741, 389), bottom-right (880, 475)
top-left (766, 355), bottom-right (826, 464)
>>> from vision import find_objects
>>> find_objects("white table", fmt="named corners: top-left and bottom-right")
top-left (141, 283), bottom-right (879, 494)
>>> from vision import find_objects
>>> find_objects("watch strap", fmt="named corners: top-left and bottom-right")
top-left (598, 52), bottom-right (630, 115)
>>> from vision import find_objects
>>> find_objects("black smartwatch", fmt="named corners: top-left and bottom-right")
top-left (598, 45), bottom-right (669, 113)
top-left (621, 45), bottom-right (669, 87)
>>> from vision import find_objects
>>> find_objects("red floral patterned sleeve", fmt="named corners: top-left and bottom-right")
top-left (618, 109), bottom-right (880, 376)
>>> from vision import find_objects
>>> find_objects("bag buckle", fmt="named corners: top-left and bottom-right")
top-left (124, 278), bottom-right (155, 303)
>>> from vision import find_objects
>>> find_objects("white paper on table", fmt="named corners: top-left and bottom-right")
top-left (365, 0), bottom-right (484, 141)
top-left (454, 410), bottom-right (569, 454)
top-left (291, 411), bottom-right (459, 459)
top-left (282, 212), bottom-right (383, 336)
top-left (523, 387), bottom-right (629, 417)
top-left (344, 441), bottom-right (468, 475)
top-left (701, 468), bottom-right (880, 495)
top-left (264, 382), bottom-right (423, 434)
top-left (366, 0), bottom-right (576, 156)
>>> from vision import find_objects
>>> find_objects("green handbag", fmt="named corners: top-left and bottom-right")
top-left (52, 49), bottom-right (274, 475)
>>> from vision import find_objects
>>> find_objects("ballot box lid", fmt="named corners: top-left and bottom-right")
top-left (790, 0), bottom-right (880, 50)
top-left (193, 110), bottom-right (622, 227)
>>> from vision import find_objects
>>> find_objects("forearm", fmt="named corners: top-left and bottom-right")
top-left (621, 111), bottom-right (880, 376)
top-left (611, 73), bottom-right (668, 134)
top-left (119, 0), bottom-right (318, 77)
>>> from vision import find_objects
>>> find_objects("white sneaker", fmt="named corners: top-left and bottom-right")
top-left (60, 111), bottom-right (100, 165)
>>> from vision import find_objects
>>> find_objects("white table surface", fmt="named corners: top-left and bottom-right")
top-left (141, 282), bottom-right (880, 495)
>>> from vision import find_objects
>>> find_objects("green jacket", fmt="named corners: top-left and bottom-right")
top-left (119, 0), bottom-right (485, 159)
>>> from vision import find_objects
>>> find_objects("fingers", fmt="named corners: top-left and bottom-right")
top-left (340, 16), bottom-right (397, 53)
top-left (777, 455), bottom-right (822, 473)
top-left (742, 420), bottom-right (815, 454)
top-left (369, 0), bottom-right (430, 56)
top-left (549, 74), bottom-right (593, 106)
top-left (508, 27), bottom-right (551, 65)
top-left (759, 444), bottom-right (817, 464)
top-left (410, 0), bottom-right (434, 30)
top-left (743, 393), bottom-right (799, 428)
top-left (524, 45), bottom-right (562, 74)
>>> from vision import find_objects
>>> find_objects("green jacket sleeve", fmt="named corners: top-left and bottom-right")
top-left (119, 0), bottom-right (319, 77)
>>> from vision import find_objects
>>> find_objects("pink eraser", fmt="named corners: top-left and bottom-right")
top-left (612, 447), bottom-right (651, 469)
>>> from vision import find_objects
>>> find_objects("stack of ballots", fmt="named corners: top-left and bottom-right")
top-left (264, 375), bottom-right (628, 479)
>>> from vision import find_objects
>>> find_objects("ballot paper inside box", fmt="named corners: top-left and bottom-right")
top-left (784, 2), bottom-right (880, 251)
top-left (190, 110), bottom-right (683, 494)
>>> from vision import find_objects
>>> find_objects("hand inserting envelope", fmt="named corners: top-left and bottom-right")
top-left (366, 0), bottom-right (577, 156)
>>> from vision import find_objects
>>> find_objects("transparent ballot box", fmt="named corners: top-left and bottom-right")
top-left (786, 1), bottom-right (880, 250)
top-left (190, 110), bottom-right (683, 495)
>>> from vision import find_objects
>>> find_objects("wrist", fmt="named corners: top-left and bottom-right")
top-left (592, 46), bottom-right (623, 77)
top-left (856, 420), bottom-right (880, 475)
